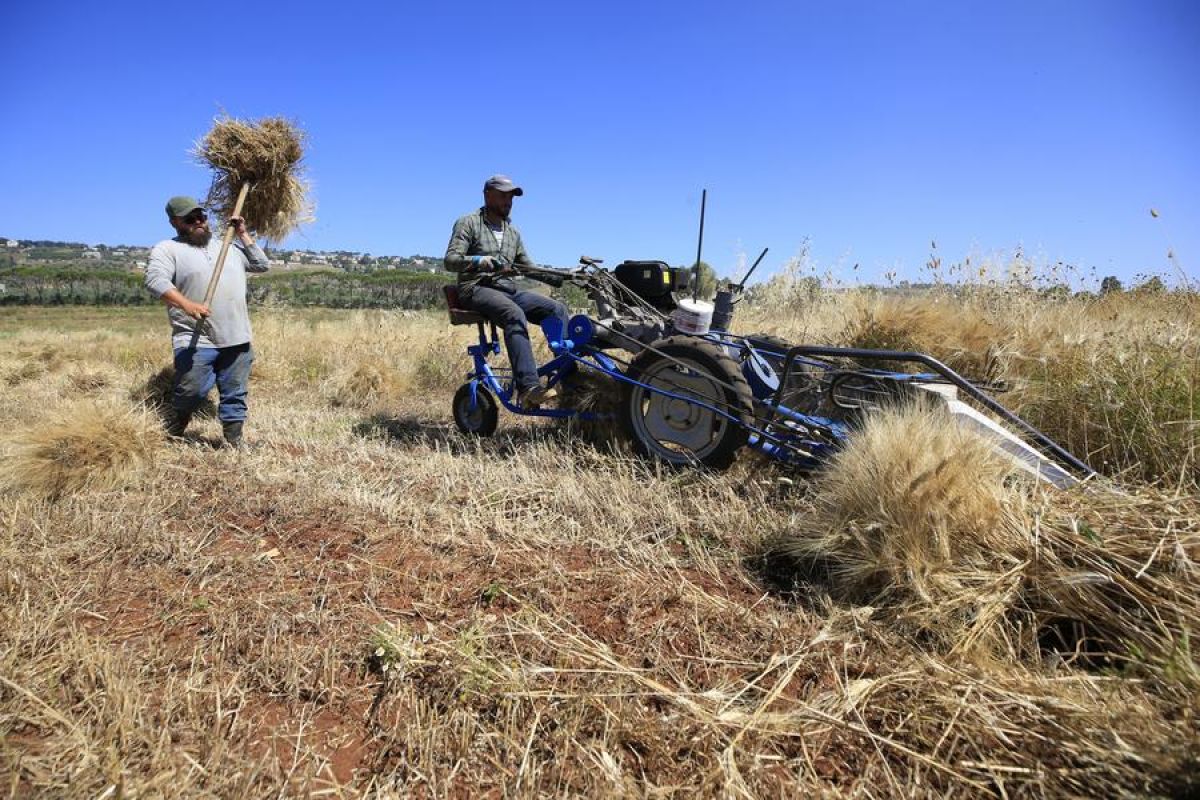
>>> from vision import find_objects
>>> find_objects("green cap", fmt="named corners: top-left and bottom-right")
top-left (483, 175), bottom-right (523, 196)
top-left (165, 195), bottom-right (203, 219)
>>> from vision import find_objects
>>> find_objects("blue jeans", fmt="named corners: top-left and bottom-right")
top-left (461, 286), bottom-right (569, 391)
top-left (173, 343), bottom-right (254, 423)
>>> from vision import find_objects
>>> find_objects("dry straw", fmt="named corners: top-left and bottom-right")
top-left (0, 400), bottom-right (163, 498)
top-left (772, 402), bottom-right (1200, 682)
top-left (841, 296), bottom-right (1007, 382)
top-left (775, 401), bottom-right (1024, 651)
top-left (193, 115), bottom-right (313, 241)
top-left (557, 369), bottom-right (625, 447)
top-left (324, 362), bottom-right (409, 409)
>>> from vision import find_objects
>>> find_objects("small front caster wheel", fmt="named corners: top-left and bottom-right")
top-left (452, 383), bottom-right (499, 436)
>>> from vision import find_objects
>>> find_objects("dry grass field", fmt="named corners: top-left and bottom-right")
top-left (1, 283), bottom-right (1197, 798)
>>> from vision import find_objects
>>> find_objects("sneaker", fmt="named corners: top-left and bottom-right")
top-left (518, 383), bottom-right (552, 410)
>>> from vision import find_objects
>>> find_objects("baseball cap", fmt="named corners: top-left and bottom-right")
top-left (483, 175), bottom-right (523, 196)
top-left (165, 195), bottom-right (204, 218)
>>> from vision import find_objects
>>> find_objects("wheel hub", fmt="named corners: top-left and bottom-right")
top-left (665, 397), bottom-right (697, 428)
top-left (640, 362), bottom-right (722, 453)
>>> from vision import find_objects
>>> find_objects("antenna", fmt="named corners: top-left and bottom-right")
top-left (734, 247), bottom-right (769, 291)
top-left (691, 189), bottom-right (706, 302)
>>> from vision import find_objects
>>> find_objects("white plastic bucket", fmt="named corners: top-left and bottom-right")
top-left (672, 298), bottom-right (715, 335)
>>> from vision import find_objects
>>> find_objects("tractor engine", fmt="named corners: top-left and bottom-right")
top-left (589, 260), bottom-right (694, 353)
top-left (612, 260), bottom-right (692, 312)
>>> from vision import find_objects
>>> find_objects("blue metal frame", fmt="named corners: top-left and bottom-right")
top-left (461, 314), bottom-right (611, 421)
top-left (456, 312), bottom-right (852, 467)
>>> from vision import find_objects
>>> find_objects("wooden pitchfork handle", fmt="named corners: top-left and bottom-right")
top-left (187, 181), bottom-right (250, 349)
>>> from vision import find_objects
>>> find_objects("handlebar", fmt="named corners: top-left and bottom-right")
top-left (512, 262), bottom-right (594, 287)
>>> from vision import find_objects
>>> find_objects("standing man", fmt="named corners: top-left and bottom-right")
top-left (444, 175), bottom-right (568, 408)
top-left (145, 195), bottom-right (269, 447)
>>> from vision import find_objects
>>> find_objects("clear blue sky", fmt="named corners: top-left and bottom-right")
top-left (2, 0), bottom-right (1197, 286)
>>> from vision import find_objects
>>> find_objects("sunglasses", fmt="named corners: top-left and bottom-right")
top-left (181, 211), bottom-right (207, 225)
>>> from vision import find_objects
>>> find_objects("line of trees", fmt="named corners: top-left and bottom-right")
top-left (0, 266), bottom-right (449, 309)
top-left (250, 270), bottom-right (447, 309)
top-left (0, 267), bottom-right (152, 305)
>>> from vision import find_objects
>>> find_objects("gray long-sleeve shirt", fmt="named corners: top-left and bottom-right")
top-left (444, 208), bottom-right (535, 292)
top-left (145, 235), bottom-right (269, 349)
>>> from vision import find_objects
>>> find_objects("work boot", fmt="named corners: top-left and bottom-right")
top-left (518, 383), bottom-right (552, 410)
top-left (166, 411), bottom-right (191, 439)
top-left (222, 421), bottom-right (245, 449)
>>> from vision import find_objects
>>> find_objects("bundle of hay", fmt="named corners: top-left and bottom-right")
top-left (325, 363), bottom-right (409, 410)
top-left (65, 365), bottom-right (110, 392)
top-left (0, 401), bottom-right (163, 498)
top-left (773, 401), bottom-right (1026, 652)
top-left (193, 115), bottom-right (312, 241)
top-left (770, 402), bottom-right (1200, 679)
top-left (1027, 488), bottom-right (1200, 681)
top-left (5, 345), bottom-right (71, 388)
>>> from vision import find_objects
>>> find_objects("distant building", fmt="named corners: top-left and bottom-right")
top-left (82, 249), bottom-right (101, 260)
top-left (4, 240), bottom-right (18, 248)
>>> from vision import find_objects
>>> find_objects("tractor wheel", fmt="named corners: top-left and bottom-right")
top-left (452, 383), bottom-right (499, 436)
top-left (621, 336), bottom-right (754, 469)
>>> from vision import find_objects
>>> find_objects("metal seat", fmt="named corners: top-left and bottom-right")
top-left (442, 285), bottom-right (486, 326)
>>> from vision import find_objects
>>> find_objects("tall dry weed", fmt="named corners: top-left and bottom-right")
top-left (840, 295), bottom-right (1007, 382)
top-left (992, 291), bottom-right (1200, 487)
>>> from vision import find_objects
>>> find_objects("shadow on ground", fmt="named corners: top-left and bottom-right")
top-left (353, 413), bottom-right (588, 460)
top-left (743, 544), bottom-right (836, 615)
top-left (131, 365), bottom-right (217, 421)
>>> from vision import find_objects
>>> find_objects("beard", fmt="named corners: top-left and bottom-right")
top-left (183, 227), bottom-right (212, 247)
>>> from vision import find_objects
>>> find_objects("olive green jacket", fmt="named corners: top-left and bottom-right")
top-left (443, 208), bottom-right (535, 292)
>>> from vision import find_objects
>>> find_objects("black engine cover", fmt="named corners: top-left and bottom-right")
top-left (614, 260), bottom-right (692, 310)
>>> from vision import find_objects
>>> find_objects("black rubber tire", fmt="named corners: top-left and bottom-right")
top-left (620, 336), bottom-right (754, 469)
top-left (452, 383), bottom-right (499, 436)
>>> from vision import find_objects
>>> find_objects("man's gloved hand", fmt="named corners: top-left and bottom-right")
top-left (473, 255), bottom-right (507, 273)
